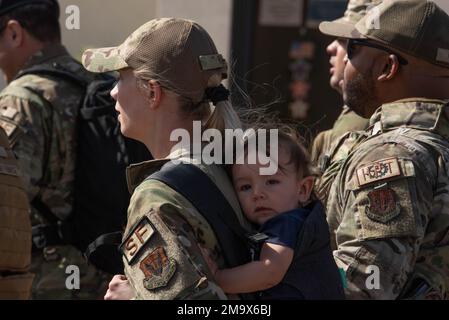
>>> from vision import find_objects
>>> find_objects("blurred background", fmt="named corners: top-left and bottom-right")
top-left (1, 0), bottom-right (448, 137)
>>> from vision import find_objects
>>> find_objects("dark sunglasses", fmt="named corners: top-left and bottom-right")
top-left (347, 39), bottom-right (408, 65)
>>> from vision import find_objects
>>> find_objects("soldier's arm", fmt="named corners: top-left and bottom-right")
top-left (122, 183), bottom-right (227, 300)
top-left (0, 94), bottom-right (47, 201)
top-left (334, 146), bottom-right (432, 299)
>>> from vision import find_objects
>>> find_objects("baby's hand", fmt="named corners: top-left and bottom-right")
top-left (199, 245), bottom-right (219, 277)
top-left (104, 275), bottom-right (135, 300)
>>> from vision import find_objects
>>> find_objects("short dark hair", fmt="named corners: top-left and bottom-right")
top-left (0, 2), bottom-right (61, 43)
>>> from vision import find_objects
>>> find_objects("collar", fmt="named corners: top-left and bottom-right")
top-left (21, 43), bottom-right (69, 71)
top-left (368, 98), bottom-right (449, 138)
top-left (126, 143), bottom-right (204, 193)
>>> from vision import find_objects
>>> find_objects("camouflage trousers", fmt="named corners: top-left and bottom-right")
top-left (30, 245), bottom-right (111, 300)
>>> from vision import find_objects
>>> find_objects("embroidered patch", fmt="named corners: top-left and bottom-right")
top-left (120, 216), bottom-right (155, 264)
top-left (0, 119), bottom-right (17, 137)
top-left (0, 163), bottom-right (19, 177)
top-left (140, 247), bottom-right (177, 291)
top-left (356, 157), bottom-right (401, 187)
top-left (365, 188), bottom-right (401, 223)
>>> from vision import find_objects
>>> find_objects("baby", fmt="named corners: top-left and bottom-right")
top-left (204, 127), bottom-right (345, 299)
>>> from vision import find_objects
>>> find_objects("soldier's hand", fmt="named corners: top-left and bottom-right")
top-left (104, 275), bottom-right (135, 300)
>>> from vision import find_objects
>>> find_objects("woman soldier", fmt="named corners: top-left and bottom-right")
top-left (82, 18), bottom-right (251, 300)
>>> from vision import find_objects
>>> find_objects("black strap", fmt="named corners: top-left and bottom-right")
top-left (84, 232), bottom-right (124, 275)
top-left (148, 162), bottom-right (252, 269)
top-left (16, 63), bottom-right (88, 88)
top-left (85, 231), bottom-right (123, 257)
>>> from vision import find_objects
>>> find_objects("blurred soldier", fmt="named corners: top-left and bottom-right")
top-left (319, 0), bottom-right (449, 299)
top-left (0, 0), bottom-right (108, 299)
top-left (0, 126), bottom-right (32, 300)
top-left (312, 0), bottom-right (378, 171)
top-left (313, 1), bottom-right (381, 205)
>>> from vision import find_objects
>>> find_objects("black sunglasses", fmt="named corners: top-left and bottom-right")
top-left (347, 39), bottom-right (408, 65)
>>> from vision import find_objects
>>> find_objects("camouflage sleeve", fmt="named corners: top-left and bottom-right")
top-left (0, 93), bottom-right (48, 201)
top-left (122, 182), bottom-right (227, 300)
top-left (334, 144), bottom-right (433, 299)
top-left (311, 130), bottom-right (330, 166)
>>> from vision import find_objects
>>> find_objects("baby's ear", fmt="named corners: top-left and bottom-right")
top-left (298, 176), bottom-right (315, 204)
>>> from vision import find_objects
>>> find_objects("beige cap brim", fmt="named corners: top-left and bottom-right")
top-left (319, 21), bottom-right (367, 39)
top-left (82, 46), bottom-right (129, 73)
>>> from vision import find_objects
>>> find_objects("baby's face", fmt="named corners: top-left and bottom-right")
top-left (232, 147), bottom-right (304, 226)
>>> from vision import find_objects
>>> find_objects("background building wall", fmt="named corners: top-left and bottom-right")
top-left (0, 0), bottom-right (233, 89)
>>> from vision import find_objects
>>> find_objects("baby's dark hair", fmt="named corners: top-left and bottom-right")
top-left (245, 122), bottom-right (319, 179)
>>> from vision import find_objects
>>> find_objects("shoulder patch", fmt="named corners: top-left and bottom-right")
top-left (365, 188), bottom-right (401, 223)
top-left (120, 216), bottom-right (155, 264)
top-left (0, 119), bottom-right (18, 138)
top-left (140, 247), bottom-right (177, 291)
top-left (356, 157), bottom-right (401, 187)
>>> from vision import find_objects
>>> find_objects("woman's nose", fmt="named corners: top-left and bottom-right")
top-left (110, 83), bottom-right (119, 101)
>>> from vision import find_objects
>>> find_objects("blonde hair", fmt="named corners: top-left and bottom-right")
top-left (133, 61), bottom-right (242, 134)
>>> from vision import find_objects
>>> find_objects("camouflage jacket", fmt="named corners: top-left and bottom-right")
top-left (0, 127), bottom-right (33, 299)
top-left (325, 98), bottom-right (449, 299)
top-left (122, 147), bottom-right (251, 300)
top-left (0, 44), bottom-right (93, 224)
top-left (312, 105), bottom-right (369, 171)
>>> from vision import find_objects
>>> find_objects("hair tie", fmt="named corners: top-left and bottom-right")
top-left (205, 84), bottom-right (230, 105)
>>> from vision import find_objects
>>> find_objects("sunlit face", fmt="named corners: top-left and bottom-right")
top-left (232, 147), bottom-right (305, 226)
top-left (327, 39), bottom-right (347, 94)
top-left (110, 68), bottom-right (149, 141)
top-left (342, 42), bottom-right (379, 118)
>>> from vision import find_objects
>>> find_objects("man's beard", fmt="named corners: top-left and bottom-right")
top-left (343, 71), bottom-right (378, 118)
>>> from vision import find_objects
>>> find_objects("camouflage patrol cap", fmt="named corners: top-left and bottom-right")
top-left (82, 18), bottom-right (227, 104)
top-left (0, 0), bottom-right (58, 16)
top-left (319, 0), bottom-right (449, 68)
top-left (332, 0), bottom-right (383, 25)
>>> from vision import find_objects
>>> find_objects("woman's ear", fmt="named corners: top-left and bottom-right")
top-left (377, 54), bottom-right (399, 82)
top-left (147, 80), bottom-right (162, 109)
top-left (298, 176), bottom-right (315, 204)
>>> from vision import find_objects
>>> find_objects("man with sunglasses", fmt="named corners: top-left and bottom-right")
top-left (311, 1), bottom-right (376, 175)
top-left (313, 1), bottom-right (381, 206)
top-left (319, 0), bottom-right (449, 299)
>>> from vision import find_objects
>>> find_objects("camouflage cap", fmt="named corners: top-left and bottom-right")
top-left (319, 0), bottom-right (449, 68)
top-left (332, 0), bottom-right (383, 25)
top-left (82, 18), bottom-right (227, 104)
top-left (0, 0), bottom-right (58, 16)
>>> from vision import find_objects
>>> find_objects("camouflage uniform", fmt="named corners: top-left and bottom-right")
top-left (312, 106), bottom-right (368, 171)
top-left (325, 99), bottom-right (449, 299)
top-left (0, 127), bottom-right (33, 299)
top-left (122, 149), bottom-right (251, 300)
top-left (82, 18), bottom-right (250, 300)
top-left (0, 44), bottom-right (108, 299)
top-left (317, 0), bottom-right (449, 299)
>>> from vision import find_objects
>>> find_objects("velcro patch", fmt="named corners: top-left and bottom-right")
top-left (365, 188), bottom-right (401, 223)
top-left (0, 163), bottom-right (19, 177)
top-left (120, 216), bottom-right (155, 264)
top-left (356, 157), bottom-right (401, 187)
top-left (140, 247), bottom-right (177, 291)
top-left (0, 119), bottom-right (18, 137)
top-left (1, 107), bottom-right (18, 120)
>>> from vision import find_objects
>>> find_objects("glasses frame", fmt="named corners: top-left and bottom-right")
top-left (347, 39), bottom-right (409, 65)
